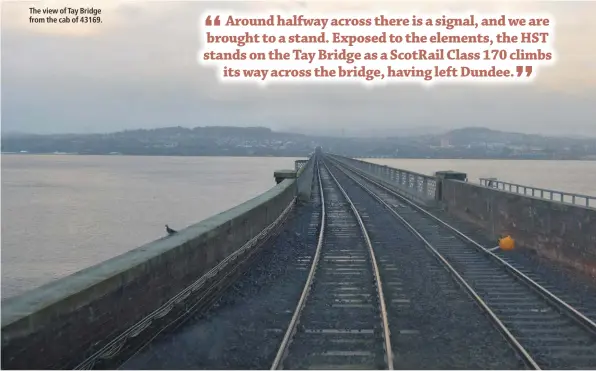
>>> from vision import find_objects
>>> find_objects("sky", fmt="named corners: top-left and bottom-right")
top-left (1, 0), bottom-right (595, 137)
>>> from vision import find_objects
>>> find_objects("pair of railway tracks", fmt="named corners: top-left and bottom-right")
top-left (270, 157), bottom-right (596, 370)
top-left (270, 160), bottom-right (392, 370)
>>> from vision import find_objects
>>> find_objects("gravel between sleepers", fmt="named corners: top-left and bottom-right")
top-left (423, 205), bottom-right (596, 323)
top-left (120, 184), bottom-right (321, 370)
top-left (328, 165), bottom-right (525, 370)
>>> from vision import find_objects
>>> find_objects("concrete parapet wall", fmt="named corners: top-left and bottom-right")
top-left (441, 180), bottom-right (596, 277)
top-left (1, 156), bottom-right (315, 369)
top-left (327, 153), bottom-right (595, 278)
top-left (295, 159), bottom-right (308, 172)
top-left (296, 156), bottom-right (315, 202)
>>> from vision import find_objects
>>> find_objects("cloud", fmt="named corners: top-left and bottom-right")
top-left (2, 1), bottom-right (595, 136)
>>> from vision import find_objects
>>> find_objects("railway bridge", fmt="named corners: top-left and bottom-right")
top-left (2, 151), bottom-right (596, 370)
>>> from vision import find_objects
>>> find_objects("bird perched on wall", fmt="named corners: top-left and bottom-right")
top-left (165, 224), bottom-right (177, 236)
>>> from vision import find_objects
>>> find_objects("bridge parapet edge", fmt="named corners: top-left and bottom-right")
top-left (479, 177), bottom-right (595, 209)
top-left (326, 153), bottom-right (437, 206)
top-left (296, 156), bottom-right (316, 202)
top-left (1, 154), bottom-right (316, 369)
top-left (326, 153), bottom-right (596, 279)
top-left (441, 179), bottom-right (596, 277)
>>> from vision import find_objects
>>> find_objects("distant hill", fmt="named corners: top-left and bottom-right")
top-left (291, 125), bottom-right (446, 138)
top-left (2, 125), bottom-right (595, 160)
top-left (1, 131), bottom-right (38, 138)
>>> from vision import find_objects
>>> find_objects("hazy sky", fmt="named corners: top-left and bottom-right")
top-left (2, 0), bottom-right (595, 137)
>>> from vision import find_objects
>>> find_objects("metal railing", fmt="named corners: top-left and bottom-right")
top-left (328, 154), bottom-right (595, 210)
top-left (327, 154), bottom-right (437, 203)
top-left (479, 178), bottom-right (595, 209)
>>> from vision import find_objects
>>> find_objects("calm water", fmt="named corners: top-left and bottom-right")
top-left (2, 155), bottom-right (595, 299)
top-left (1, 155), bottom-right (299, 299)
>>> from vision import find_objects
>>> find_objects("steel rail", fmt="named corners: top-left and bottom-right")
top-left (325, 158), bottom-right (540, 370)
top-left (270, 160), bottom-right (326, 370)
top-left (271, 159), bottom-right (394, 370)
top-left (322, 160), bottom-right (394, 370)
top-left (329, 157), bottom-right (596, 336)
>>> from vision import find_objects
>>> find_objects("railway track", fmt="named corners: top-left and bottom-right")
top-left (408, 208), bottom-right (596, 325)
top-left (118, 172), bottom-right (324, 370)
top-left (271, 161), bottom-right (392, 370)
top-left (327, 157), bottom-right (596, 370)
top-left (321, 163), bottom-right (525, 369)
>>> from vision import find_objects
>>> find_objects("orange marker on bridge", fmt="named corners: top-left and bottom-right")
top-left (488, 235), bottom-right (515, 252)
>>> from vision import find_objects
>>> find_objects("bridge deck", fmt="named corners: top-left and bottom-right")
top-left (76, 157), bottom-right (596, 370)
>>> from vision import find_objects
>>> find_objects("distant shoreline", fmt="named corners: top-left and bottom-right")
top-left (2, 152), bottom-right (594, 161)
top-left (4, 126), bottom-right (596, 161)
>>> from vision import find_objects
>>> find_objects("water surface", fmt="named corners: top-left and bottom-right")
top-left (1, 155), bottom-right (298, 298)
top-left (2, 155), bottom-right (594, 299)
